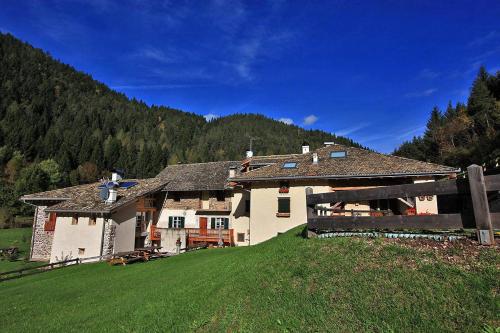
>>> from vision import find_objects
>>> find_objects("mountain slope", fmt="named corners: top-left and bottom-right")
top-left (0, 33), bottom-right (359, 179)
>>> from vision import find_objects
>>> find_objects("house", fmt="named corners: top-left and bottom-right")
top-left (20, 143), bottom-right (459, 263)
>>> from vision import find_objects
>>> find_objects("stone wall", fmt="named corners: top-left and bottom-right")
top-left (30, 206), bottom-right (54, 261)
top-left (164, 192), bottom-right (201, 210)
top-left (208, 197), bottom-right (231, 210)
top-left (101, 218), bottom-right (116, 256)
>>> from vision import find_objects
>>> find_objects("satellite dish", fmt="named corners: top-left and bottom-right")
top-left (100, 187), bottom-right (110, 201)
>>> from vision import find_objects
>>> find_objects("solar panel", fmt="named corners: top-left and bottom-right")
top-left (119, 181), bottom-right (138, 189)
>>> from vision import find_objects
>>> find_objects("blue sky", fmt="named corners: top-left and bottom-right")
top-left (1, 0), bottom-right (499, 152)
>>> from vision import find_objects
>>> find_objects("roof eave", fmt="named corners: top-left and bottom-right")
top-left (230, 170), bottom-right (460, 182)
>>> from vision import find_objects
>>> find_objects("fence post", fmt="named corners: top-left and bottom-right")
top-left (467, 164), bottom-right (494, 245)
top-left (305, 187), bottom-right (317, 238)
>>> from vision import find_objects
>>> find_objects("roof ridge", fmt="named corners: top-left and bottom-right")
top-left (162, 160), bottom-right (240, 167)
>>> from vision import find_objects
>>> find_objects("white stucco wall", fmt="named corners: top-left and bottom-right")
top-left (112, 204), bottom-right (136, 253)
top-left (49, 216), bottom-right (105, 263)
top-left (230, 189), bottom-right (250, 246)
top-left (413, 178), bottom-right (438, 214)
top-left (249, 180), bottom-right (331, 245)
top-left (157, 209), bottom-right (198, 228)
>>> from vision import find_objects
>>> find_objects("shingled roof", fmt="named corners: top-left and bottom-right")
top-left (157, 161), bottom-right (241, 191)
top-left (20, 178), bottom-right (167, 214)
top-left (232, 144), bottom-right (459, 181)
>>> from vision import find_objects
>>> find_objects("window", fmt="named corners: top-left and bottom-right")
top-left (237, 233), bottom-right (245, 242)
top-left (78, 248), bottom-right (85, 255)
top-left (168, 216), bottom-right (185, 228)
top-left (71, 214), bottom-right (78, 225)
top-left (245, 199), bottom-right (250, 213)
top-left (216, 190), bottom-right (225, 202)
top-left (330, 151), bottom-right (347, 158)
top-left (277, 197), bottom-right (291, 217)
top-left (282, 162), bottom-right (297, 169)
top-left (88, 216), bottom-right (96, 226)
top-left (210, 217), bottom-right (229, 229)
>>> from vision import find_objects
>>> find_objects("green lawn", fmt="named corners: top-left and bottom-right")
top-left (0, 227), bottom-right (43, 272)
top-left (0, 227), bottom-right (498, 332)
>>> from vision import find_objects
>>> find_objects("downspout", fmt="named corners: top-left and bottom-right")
top-left (99, 213), bottom-right (106, 257)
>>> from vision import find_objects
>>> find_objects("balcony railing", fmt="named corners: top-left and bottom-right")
top-left (185, 228), bottom-right (234, 246)
top-left (149, 224), bottom-right (161, 241)
top-left (137, 197), bottom-right (156, 211)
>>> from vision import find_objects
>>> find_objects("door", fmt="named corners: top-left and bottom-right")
top-left (199, 217), bottom-right (208, 236)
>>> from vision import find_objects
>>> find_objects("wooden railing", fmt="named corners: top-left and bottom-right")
top-left (306, 165), bottom-right (500, 245)
top-left (137, 197), bottom-right (156, 211)
top-left (150, 224), bottom-right (161, 241)
top-left (185, 228), bottom-right (234, 245)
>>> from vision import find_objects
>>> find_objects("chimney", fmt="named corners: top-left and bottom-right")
top-left (105, 184), bottom-right (119, 204)
top-left (246, 149), bottom-right (253, 158)
top-left (111, 169), bottom-right (123, 182)
top-left (324, 142), bottom-right (335, 146)
top-left (229, 166), bottom-right (237, 178)
top-left (312, 152), bottom-right (319, 164)
top-left (301, 141), bottom-right (310, 154)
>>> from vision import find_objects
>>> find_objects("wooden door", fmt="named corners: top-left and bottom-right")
top-left (199, 217), bottom-right (208, 236)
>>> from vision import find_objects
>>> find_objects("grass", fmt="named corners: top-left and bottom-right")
top-left (0, 227), bottom-right (44, 272)
top-left (0, 226), bottom-right (498, 332)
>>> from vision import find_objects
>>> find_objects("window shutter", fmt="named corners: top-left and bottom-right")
top-left (168, 216), bottom-right (173, 228)
top-left (180, 217), bottom-right (185, 228)
top-left (211, 217), bottom-right (215, 229)
top-left (223, 218), bottom-right (229, 229)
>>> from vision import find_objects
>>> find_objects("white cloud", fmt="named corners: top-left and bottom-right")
top-left (467, 30), bottom-right (500, 47)
top-left (204, 113), bottom-right (219, 122)
top-left (303, 114), bottom-right (318, 126)
top-left (417, 68), bottom-right (440, 80)
top-left (396, 125), bottom-right (426, 139)
top-left (404, 88), bottom-right (437, 98)
top-left (334, 123), bottom-right (370, 136)
top-left (278, 118), bottom-right (294, 125)
top-left (135, 47), bottom-right (174, 63)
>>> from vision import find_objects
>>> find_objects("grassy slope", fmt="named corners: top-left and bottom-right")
top-left (0, 227), bottom-right (498, 332)
top-left (0, 228), bottom-right (42, 272)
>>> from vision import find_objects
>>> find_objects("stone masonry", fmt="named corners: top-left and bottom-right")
top-left (30, 206), bottom-right (54, 261)
top-left (101, 218), bottom-right (116, 256)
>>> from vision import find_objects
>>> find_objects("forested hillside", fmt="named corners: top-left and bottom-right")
top-left (394, 67), bottom-right (500, 169)
top-left (0, 33), bottom-right (358, 221)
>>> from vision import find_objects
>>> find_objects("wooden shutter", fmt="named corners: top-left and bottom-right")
top-left (278, 198), bottom-right (290, 213)
top-left (44, 213), bottom-right (57, 231)
top-left (180, 217), bottom-right (185, 228)
top-left (223, 218), bottom-right (229, 229)
top-left (168, 216), bottom-right (173, 228)
top-left (211, 217), bottom-right (215, 229)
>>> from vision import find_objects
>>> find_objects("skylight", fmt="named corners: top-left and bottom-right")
top-left (330, 151), bottom-right (347, 158)
top-left (282, 162), bottom-right (297, 169)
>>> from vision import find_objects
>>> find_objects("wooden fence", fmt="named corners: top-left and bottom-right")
top-left (0, 255), bottom-right (111, 282)
top-left (306, 165), bottom-right (500, 245)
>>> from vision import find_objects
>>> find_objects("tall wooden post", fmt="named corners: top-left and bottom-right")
top-left (467, 165), bottom-right (494, 245)
top-left (305, 187), bottom-right (317, 238)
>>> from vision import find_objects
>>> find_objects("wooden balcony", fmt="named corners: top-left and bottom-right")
top-left (185, 228), bottom-right (234, 246)
top-left (137, 197), bottom-right (156, 212)
top-left (149, 224), bottom-right (161, 241)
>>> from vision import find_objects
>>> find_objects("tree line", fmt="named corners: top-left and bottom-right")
top-left (394, 67), bottom-right (500, 170)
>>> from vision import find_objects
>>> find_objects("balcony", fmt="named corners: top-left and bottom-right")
top-left (185, 228), bottom-right (234, 246)
top-left (137, 197), bottom-right (156, 212)
top-left (150, 224), bottom-right (161, 241)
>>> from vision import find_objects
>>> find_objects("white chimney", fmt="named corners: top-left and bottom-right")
top-left (246, 150), bottom-right (253, 158)
top-left (229, 166), bottom-right (237, 178)
top-left (301, 142), bottom-right (310, 154)
top-left (111, 170), bottom-right (123, 182)
top-left (312, 152), bottom-right (319, 164)
top-left (106, 187), bottom-right (118, 204)
top-left (324, 142), bottom-right (335, 146)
